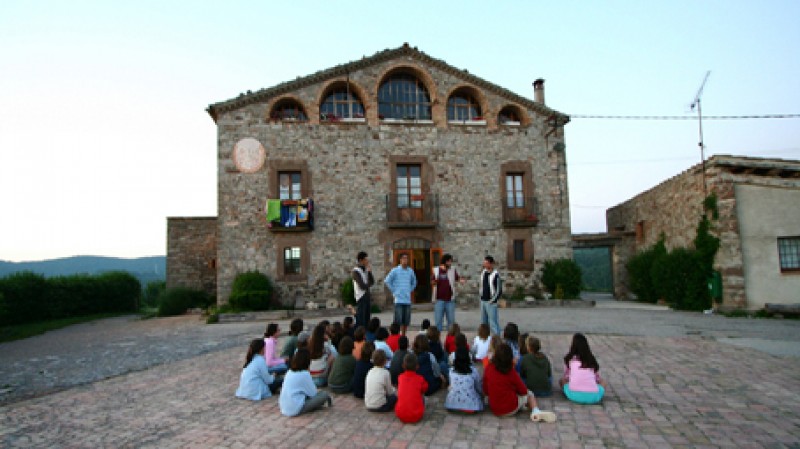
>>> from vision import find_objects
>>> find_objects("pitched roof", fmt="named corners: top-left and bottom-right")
top-left (206, 43), bottom-right (569, 123)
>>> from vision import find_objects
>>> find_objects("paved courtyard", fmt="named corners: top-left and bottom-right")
top-left (1, 303), bottom-right (799, 448)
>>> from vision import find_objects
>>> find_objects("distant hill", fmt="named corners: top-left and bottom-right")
top-left (0, 256), bottom-right (166, 286)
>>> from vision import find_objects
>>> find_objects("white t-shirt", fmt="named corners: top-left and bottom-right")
top-left (472, 336), bottom-right (490, 360)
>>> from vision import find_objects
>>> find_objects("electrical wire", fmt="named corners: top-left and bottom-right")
top-left (570, 114), bottom-right (800, 120)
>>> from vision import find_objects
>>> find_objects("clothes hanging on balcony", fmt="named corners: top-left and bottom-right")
top-left (298, 199), bottom-right (309, 222)
top-left (266, 199), bottom-right (282, 222)
top-left (281, 204), bottom-right (297, 227)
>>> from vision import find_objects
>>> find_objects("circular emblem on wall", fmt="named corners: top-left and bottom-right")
top-left (232, 138), bottom-right (266, 173)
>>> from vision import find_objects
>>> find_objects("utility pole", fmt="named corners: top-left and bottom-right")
top-left (690, 71), bottom-right (711, 195)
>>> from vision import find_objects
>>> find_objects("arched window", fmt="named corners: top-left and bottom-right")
top-left (270, 99), bottom-right (307, 121)
top-left (498, 106), bottom-right (522, 125)
top-left (320, 88), bottom-right (365, 121)
top-left (447, 93), bottom-right (482, 121)
top-left (378, 74), bottom-right (432, 120)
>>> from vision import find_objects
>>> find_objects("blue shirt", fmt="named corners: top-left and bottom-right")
top-left (279, 369), bottom-right (318, 416)
top-left (235, 354), bottom-right (275, 401)
top-left (384, 265), bottom-right (417, 305)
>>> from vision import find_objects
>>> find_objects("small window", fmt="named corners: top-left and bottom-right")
top-left (513, 240), bottom-right (525, 262)
top-left (284, 247), bottom-right (302, 275)
top-left (506, 174), bottom-right (524, 208)
top-left (447, 94), bottom-right (482, 121)
top-left (778, 237), bottom-right (800, 272)
top-left (636, 221), bottom-right (646, 244)
top-left (378, 74), bottom-right (432, 120)
top-left (499, 107), bottom-right (521, 125)
top-left (270, 99), bottom-right (307, 121)
top-left (279, 171), bottom-right (302, 200)
top-left (397, 164), bottom-right (422, 209)
top-left (320, 87), bottom-right (365, 120)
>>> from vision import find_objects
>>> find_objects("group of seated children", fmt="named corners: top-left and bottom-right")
top-left (235, 316), bottom-right (606, 423)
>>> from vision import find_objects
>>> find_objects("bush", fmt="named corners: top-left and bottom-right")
top-left (142, 281), bottom-right (166, 309)
top-left (540, 259), bottom-right (582, 299)
top-left (0, 271), bottom-right (140, 325)
top-left (157, 287), bottom-right (209, 316)
top-left (228, 271), bottom-right (273, 311)
top-left (340, 278), bottom-right (356, 307)
top-left (652, 248), bottom-right (710, 311)
top-left (626, 236), bottom-right (667, 303)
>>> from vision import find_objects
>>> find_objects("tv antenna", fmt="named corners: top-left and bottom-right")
top-left (690, 71), bottom-right (711, 195)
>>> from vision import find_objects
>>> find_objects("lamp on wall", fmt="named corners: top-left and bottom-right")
top-left (553, 142), bottom-right (565, 152)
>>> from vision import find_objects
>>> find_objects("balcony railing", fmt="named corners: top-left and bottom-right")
top-left (502, 196), bottom-right (540, 227)
top-left (386, 194), bottom-right (438, 228)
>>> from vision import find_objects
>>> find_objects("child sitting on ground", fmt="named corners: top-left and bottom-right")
top-left (503, 322), bottom-right (521, 363)
top-left (483, 334), bottom-right (504, 369)
top-left (471, 323), bottom-right (491, 363)
top-left (308, 322), bottom-right (336, 387)
top-left (235, 339), bottom-right (283, 400)
top-left (373, 327), bottom-right (394, 367)
top-left (559, 333), bottom-right (607, 405)
top-left (352, 341), bottom-right (374, 399)
top-left (418, 318), bottom-right (431, 335)
top-left (364, 349), bottom-right (397, 412)
top-left (426, 326), bottom-right (448, 381)
top-left (263, 323), bottom-right (289, 375)
top-left (280, 318), bottom-right (304, 359)
top-left (279, 349), bottom-right (332, 417)
top-left (520, 336), bottom-right (553, 397)
top-left (412, 334), bottom-right (445, 395)
top-left (448, 333), bottom-right (469, 366)
top-left (366, 317), bottom-right (381, 343)
top-left (342, 316), bottom-right (355, 340)
top-left (444, 323), bottom-right (464, 355)
top-left (328, 336), bottom-right (356, 393)
top-left (445, 347), bottom-right (483, 413)
top-left (386, 322), bottom-right (402, 352)
top-left (395, 353), bottom-right (428, 424)
top-left (389, 335), bottom-right (409, 385)
top-left (483, 343), bottom-right (555, 422)
top-left (352, 326), bottom-right (366, 361)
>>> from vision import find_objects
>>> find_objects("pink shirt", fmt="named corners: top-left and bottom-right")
top-left (263, 337), bottom-right (286, 367)
top-left (563, 357), bottom-right (601, 392)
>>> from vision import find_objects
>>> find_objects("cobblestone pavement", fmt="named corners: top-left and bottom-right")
top-left (1, 305), bottom-right (799, 448)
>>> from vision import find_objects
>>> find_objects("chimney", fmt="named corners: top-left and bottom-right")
top-left (533, 78), bottom-right (545, 104)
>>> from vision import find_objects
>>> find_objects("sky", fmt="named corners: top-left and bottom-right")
top-left (1, 1), bottom-right (799, 262)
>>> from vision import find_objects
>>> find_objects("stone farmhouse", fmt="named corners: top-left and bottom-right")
top-left (597, 155), bottom-right (800, 310)
top-left (167, 44), bottom-right (573, 307)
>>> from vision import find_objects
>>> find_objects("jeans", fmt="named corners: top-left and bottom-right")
top-left (480, 300), bottom-right (500, 336)
top-left (434, 300), bottom-right (455, 331)
top-left (394, 304), bottom-right (411, 326)
top-left (267, 363), bottom-right (288, 376)
top-left (356, 294), bottom-right (371, 330)
top-left (299, 391), bottom-right (332, 415)
top-left (367, 394), bottom-right (398, 412)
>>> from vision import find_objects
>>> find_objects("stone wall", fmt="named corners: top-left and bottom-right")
top-left (213, 56), bottom-right (571, 306)
top-left (166, 217), bottom-right (217, 297)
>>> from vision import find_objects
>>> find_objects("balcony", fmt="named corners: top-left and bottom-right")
top-left (386, 194), bottom-right (438, 228)
top-left (267, 199), bottom-right (314, 232)
top-left (502, 197), bottom-right (540, 227)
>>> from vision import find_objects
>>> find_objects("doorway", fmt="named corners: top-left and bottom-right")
top-left (392, 238), bottom-right (441, 303)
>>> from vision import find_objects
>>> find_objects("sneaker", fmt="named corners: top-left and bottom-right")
top-left (531, 410), bottom-right (556, 423)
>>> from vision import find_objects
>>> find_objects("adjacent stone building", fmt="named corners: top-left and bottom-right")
top-left (168, 44), bottom-right (573, 307)
top-left (605, 155), bottom-right (800, 310)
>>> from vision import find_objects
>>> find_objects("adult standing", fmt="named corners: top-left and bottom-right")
top-left (431, 253), bottom-right (466, 331)
top-left (352, 251), bottom-right (375, 330)
top-left (478, 255), bottom-right (503, 335)
top-left (384, 253), bottom-right (417, 335)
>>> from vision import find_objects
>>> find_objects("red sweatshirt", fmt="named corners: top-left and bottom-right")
top-left (483, 362), bottom-right (528, 416)
top-left (386, 334), bottom-right (401, 352)
top-left (395, 371), bottom-right (428, 423)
